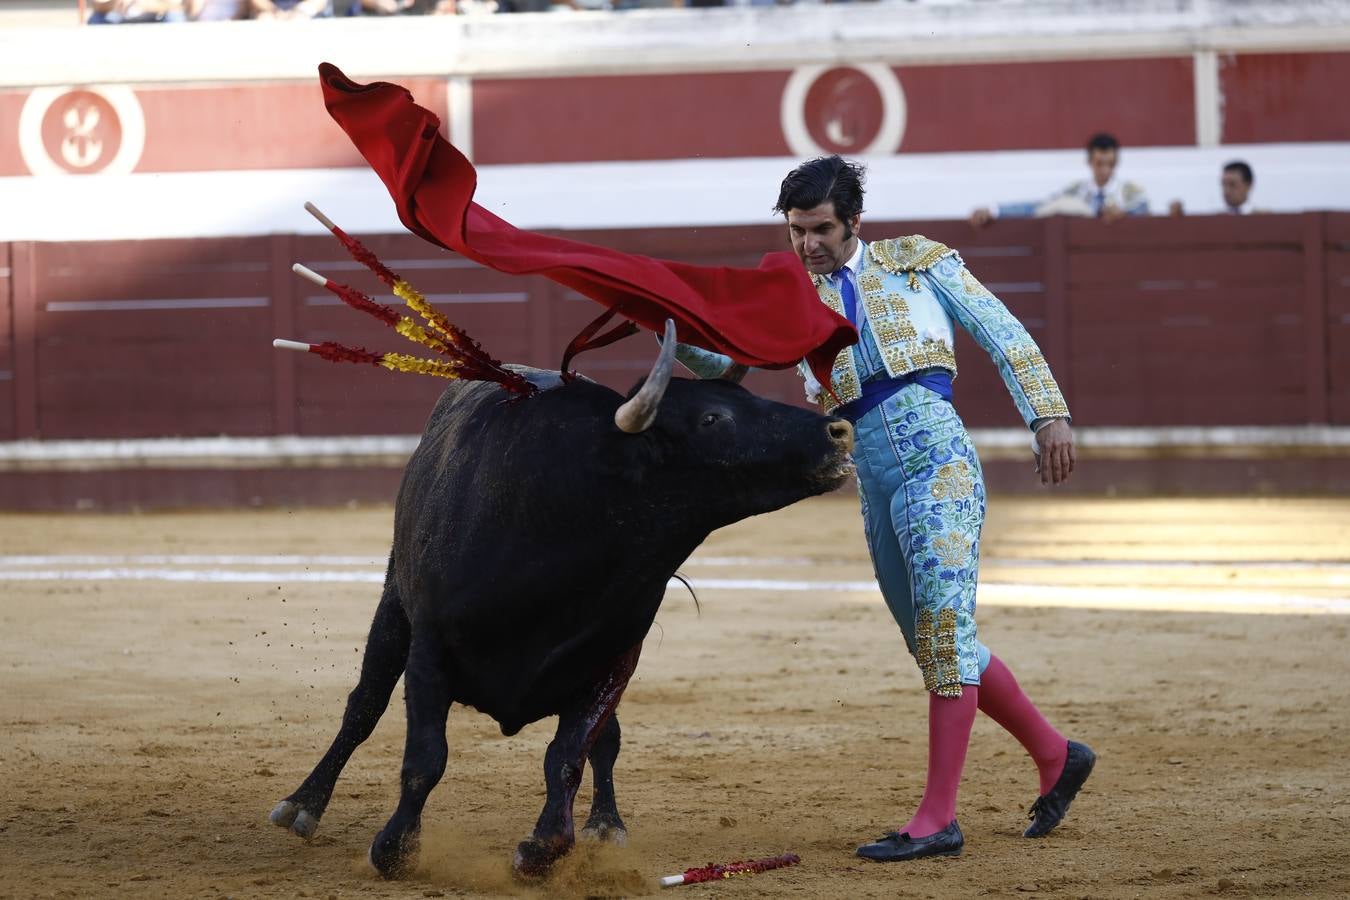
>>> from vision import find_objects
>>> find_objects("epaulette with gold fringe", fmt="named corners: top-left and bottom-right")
top-left (868, 236), bottom-right (957, 291)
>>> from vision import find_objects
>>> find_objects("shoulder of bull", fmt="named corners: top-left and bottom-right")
top-left (866, 235), bottom-right (957, 276)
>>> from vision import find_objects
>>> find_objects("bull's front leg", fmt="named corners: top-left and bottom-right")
top-left (513, 643), bottom-right (641, 878)
top-left (368, 634), bottom-right (454, 879)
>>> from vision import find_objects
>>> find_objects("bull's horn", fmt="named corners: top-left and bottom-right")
top-left (614, 319), bottom-right (677, 434)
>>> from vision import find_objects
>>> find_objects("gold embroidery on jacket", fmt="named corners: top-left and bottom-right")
top-left (811, 241), bottom-right (962, 411)
top-left (860, 258), bottom-right (923, 378)
top-left (912, 337), bottom-right (958, 374)
top-left (870, 236), bottom-right (957, 291)
top-left (1007, 344), bottom-right (1070, 418)
top-left (960, 267), bottom-right (995, 299)
top-left (811, 278), bottom-right (860, 414)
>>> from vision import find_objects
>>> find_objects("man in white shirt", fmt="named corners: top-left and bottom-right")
top-left (971, 132), bottom-right (1149, 225)
top-left (1167, 160), bottom-right (1264, 217)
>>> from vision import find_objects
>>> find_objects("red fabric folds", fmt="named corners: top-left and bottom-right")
top-left (317, 63), bottom-right (855, 386)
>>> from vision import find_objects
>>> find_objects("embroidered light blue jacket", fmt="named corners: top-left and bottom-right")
top-left (676, 236), bottom-right (1069, 429)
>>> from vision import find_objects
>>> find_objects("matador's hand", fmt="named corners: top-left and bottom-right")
top-left (1034, 419), bottom-right (1076, 486)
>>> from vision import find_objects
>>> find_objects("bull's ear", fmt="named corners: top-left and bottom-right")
top-left (614, 320), bottom-right (676, 433)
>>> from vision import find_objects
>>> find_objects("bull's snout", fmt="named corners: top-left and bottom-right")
top-left (827, 419), bottom-right (855, 453)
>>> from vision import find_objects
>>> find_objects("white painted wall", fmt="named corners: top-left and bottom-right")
top-left (1, 142), bottom-right (1344, 242)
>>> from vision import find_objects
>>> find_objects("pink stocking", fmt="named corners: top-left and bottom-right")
top-left (977, 654), bottom-right (1068, 795)
top-left (897, 687), bottom-right (978, 838)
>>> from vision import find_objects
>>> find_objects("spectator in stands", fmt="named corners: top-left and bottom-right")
top-left (189, 0), bottom-right (246, 18)
top-left (349, 0), bottom-right (453, 12)
top-left (88, 0), bottom-right (187, 23)
top-left (249, 0), bottom-right (332, 17)
top-left (971, 132), bottom-right (1149, 226)
top-left (1219, 160), bottom-right (1257, 214)
top-left (496, 0), bottom-right (580, 10)
top-left (1167, 160), bottom-right (1264, 217)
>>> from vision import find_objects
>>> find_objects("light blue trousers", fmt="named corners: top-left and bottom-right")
top-left (851, 383), bottom-right (992, 695)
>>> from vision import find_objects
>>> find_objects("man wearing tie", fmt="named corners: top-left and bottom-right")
top-left (676, 155), bottom-right (1094, 862)
top-left (971, 132), bottom-right (1149, 225)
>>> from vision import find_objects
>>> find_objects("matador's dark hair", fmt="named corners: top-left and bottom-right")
top-left (773, 155), bottom-right (867, 226)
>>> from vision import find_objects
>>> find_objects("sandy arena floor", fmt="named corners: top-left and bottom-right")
top-left (2, 495), bottom-right (1349, 899)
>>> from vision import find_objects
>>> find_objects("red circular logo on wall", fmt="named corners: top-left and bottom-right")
top-left (781, 65), bottom-right (905, 158)
top-left (39, 90), bottom-right (123, 175)
top-left (803, 67), bottom-right (887, 154)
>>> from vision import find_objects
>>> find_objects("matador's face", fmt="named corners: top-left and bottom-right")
top-left (786, 202), bottom-right (860, 277)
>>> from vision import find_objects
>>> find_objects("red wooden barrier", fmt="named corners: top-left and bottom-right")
top-left (1325, 213), bottom-right (1350, 425)
top-left (0, 241), bottom-right (12, 441)
top-left (3, 214), bottom-right (1346, 445)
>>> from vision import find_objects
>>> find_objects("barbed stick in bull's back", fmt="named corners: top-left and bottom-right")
top-left (277, 204), bottom-right (534, 395)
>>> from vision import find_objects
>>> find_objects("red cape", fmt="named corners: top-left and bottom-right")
top-left (318, 63), bottom-right (854, 386)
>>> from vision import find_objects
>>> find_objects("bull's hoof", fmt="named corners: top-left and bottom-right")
top-left (269, 800), bottom-right (321, 840)
top-left (512, 835), bottom-right (572, 879)
top-left (580, 816), bottom-right (628, 845)
top-left (368, 828), bottom-right (420, 880)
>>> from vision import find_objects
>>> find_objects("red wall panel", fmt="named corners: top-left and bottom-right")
top-left (134, 79), bottom-right (449, 172)
top-left (896, 57), bottom-right (1196, 152)
top-left (4, 50), bottom-right (1347, 182)
top-left (29, 238), bottom-right (277, 438)
top-left (0, 243), bottom-right (13, 440)
top-left (0, 91), bottom-right (27, 177)
top-left (1221, 52), bottom-right (1350, 144)
top-left (472, 72), bottom-right (791, 165)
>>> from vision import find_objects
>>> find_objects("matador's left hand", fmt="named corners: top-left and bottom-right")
top-left (1034, 419), bottom-right (1076, 486)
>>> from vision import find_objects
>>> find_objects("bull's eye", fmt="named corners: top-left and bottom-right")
top-left (700, 412), bottom-right (722, 428)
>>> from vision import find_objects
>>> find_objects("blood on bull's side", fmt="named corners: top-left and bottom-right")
top-left (268, 322), bottom-right (855, 878)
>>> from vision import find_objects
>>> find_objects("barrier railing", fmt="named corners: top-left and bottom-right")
top-left (2, 213), bottom-right (1346, 443)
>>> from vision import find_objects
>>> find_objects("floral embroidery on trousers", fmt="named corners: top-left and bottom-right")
top-left (852, 383), bottom-right (990, 697)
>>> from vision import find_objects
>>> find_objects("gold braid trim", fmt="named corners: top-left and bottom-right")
top-left (915, 607), bottom-right (963, 698)
top-left (1007, 344), bottom-right (1070, 419)
top-left (868, 236), bottom-right (957, 293)
top-left (378, 352), bottom-right (462, 379)
top-left (810, 274), bottom-right (859, 412)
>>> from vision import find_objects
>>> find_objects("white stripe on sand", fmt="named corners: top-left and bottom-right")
top-left (0, 554), bottom-right (385, 567)
top-left (2, 554), bottom-right (1347, 571)
top-left (0, 566), bottom-right (1345, 615)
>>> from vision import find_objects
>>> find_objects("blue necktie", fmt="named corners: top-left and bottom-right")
top-left (1093, 189), bottom-right (1105, 217)
top-left (839, 268), bottom-right (859, 325)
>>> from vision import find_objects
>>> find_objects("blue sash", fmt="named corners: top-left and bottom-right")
top-left (834, 372), bottom-right (953, 425)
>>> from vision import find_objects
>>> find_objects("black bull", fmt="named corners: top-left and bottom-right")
top-left (269, 330), bottom-right (855, 878)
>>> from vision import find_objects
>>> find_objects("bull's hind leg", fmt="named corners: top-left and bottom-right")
top-left (514, 643), bottom-right (642, 878)
top-left (368, 634), bottom-right (453, 879)
top-left (270, 568), bottom-right (410, 840)
top-left (579, 714), bottom-right (626, 843)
